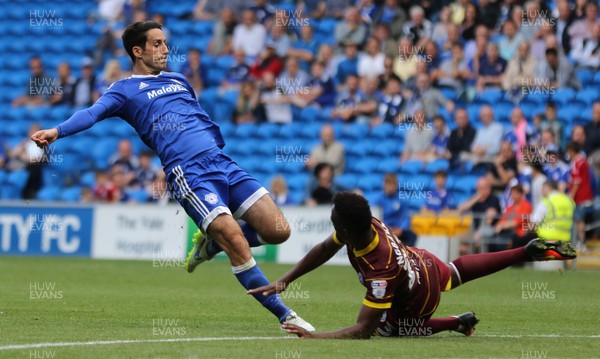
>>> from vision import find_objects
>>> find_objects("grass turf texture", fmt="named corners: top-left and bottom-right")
top-left (1, 257), bottom-right (598, 359)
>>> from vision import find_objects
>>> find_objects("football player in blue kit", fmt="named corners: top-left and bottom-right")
top-left (30, 21), bottom-right (314, 332)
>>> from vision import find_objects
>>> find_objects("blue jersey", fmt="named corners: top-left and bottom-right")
top-left (56, 72), bottom-right (224, 173)
top-left (544, 161), bottom-right (570, 185)
top-left (425, 188), bottom-right (449, 213)
top-left (373, 193), bottom-right (410, 230)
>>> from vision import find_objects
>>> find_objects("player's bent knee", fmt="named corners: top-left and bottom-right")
top-left (261, 224), bottom-right (291, 245)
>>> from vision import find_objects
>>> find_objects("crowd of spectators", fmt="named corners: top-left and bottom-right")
top-left (4, 0), bottom-right (600, 244)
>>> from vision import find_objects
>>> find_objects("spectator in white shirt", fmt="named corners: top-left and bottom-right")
top-left (357, 37), bottom-right (385, 78)
top-left (232, 10), bottom-right (266, 57)
top-left (571, 22), bottom-right (600, 69)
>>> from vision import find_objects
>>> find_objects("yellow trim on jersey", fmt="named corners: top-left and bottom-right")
top-left (444, 277), bottom-right (452, 292)
top-left (353, 226), bottom-right (380, 257)
top-left (332, 232), bottom-right (343, 246)
top-left (363, 299), bottom-right (392, 309)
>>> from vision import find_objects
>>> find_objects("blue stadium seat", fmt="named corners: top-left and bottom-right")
top-left (375, 158), bottom-right (401, 174)
top-left (80, 171), bottom-right (96, 188)
top-left (423, 159), bottom-right (450, 174)
top-left (277, 122), bottom-right (305, 139)
top-left (357, 174), bottom-right (383, 192)
top-left (286, 173), bottom-right (310, 192)
top-left (128, 189), bottom-right (149, 203)
top-left (450, 175), bottom-right (478, 195)
top-left (474, 88), bottom-right (503, 104)
top-left (91, 138), bottom-right (119, 170)
top-left (298, 107), bottom-right (321, 123)
top-left (369, 122), bottom-right (395, 139)
top-left (557, 104), bottom-right (585, 124)
top-left (233, 123), bottom-right (259, 138)
top-left (576, 69), bottom-right (595, 86)
top-left (368, 139), bottom-right (398, 158)
top-left (399, 160), bottom-right (424, 175)
top-left (575, 88), bottom-right (600, 106)
top-left (334, 173), bottom-right (358, 190)
top-left (298, 122), bottom-right (323, 139)
top-left (550, 88), bottom-right (576, 106)
top-left (60, 187), bottom-right (82, 202)
top-left (592, 71), bottom-right (600, 85)
top-left (36, 186), bottom-right (61, 201)
top-left (6, 170), bottom-right (29, 192)
top-left (342, 123), bottom-right (370, 140)
top-left (343, 140), bottom-right (370, 161)
top-left (348, 158), bottom-right (379, 174)
top-left (255, 123), bottom-right (282, 139)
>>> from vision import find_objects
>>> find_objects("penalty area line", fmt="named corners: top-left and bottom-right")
top-left (0, 336), bottom-right (294, 351)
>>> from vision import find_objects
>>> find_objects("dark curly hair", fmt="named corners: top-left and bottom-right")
top-left (332, 192), bottom-right (372, 234)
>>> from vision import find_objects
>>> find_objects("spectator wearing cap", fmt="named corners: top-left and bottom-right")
top-left (334, 7), bottom-right (368, 47)
top-left (73, 57), bottom-right (97, 108)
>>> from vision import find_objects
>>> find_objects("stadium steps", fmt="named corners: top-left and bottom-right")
top-left (576, 240), bottom-right (600, 270)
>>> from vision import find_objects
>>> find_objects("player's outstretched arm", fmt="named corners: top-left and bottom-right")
top-left (282, 304), bottom-right (384, 339)
top-left (248, 235), bottom-right (343, 296)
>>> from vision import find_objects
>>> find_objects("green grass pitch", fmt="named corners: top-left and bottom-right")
top-left (1, 257), bottom-right (599, 358)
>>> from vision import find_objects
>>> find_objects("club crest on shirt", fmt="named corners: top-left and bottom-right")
top-left (204, 193), bottom-right (218, 204)
top-left (371, 280), bottom-right (387, 299)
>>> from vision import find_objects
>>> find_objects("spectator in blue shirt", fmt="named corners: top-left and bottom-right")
top-left (476, 42), bottom-right (507, 92)
top-left (422, 170), bottom-right (450, 214)
top-left (330, 75), bottom-right (364, 122)
top-left (428, 115), bottom-right (451, 161)
top-left (543, 145), bottom-right (570, 193)
top-left (335, 41), bottom-right (359, 85)
top-left (248, 0), bottom-right (276, 25)
top-left (223, 48), bottom-right (250, 89)
top-left (373, 173), bottom-right (417, 246)
top-left (288, 25), bottom-right (320, 71)
top-left (289, 61), bottom-right (336, 108)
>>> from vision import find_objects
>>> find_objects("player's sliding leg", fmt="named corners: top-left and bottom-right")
top-left (448, 239), bottom-right (576, 289)
top-left (206, 214), bottom-right (314, 331)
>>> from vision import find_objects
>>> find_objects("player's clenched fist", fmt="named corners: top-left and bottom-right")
top-left (31, 128), bottom-right (58, 148)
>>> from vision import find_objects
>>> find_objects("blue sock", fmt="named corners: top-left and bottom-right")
top-left (240, 222), bottom-right (265, 248)
top-left (205, 223), bottom-right (264, 257)
top-left (233, 258), bottom-right (291, 322)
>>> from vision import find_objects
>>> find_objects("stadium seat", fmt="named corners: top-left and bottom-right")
top-left (423, 159), bottom-right (450, 174)
top-left (128, 189), bottom-right (149, 203)
top-left (369, 122), bottom-right (395, 139)
top-left (36, 186), bottom-right (61, 201)
top-left (5, 170), bottom-right (29, 193)
top-left (80, 171), bottom-right (96, 188)
top-left (233, 123), bottom-right (259, 138)
top-left (575, 88), bottom-right (600, 106)
top-left (277, 122), bottom-right (305, 139)
top-left (298, 107), bottom-right (321, 123)
top-left (334, 173), bottom-right (358, 190)
top-left (399, 160), bottom-right (424, 175)
top-left (347, 158), bottom-right (379, 174)
top-left (550, 88), bottom-right (576, 107)
top-left (286, 173), bottom-right (310, 192)
top-left (60, 187), bottom-right (83, 202)
top-left (255, 123), bottom-right (282, 139)
top-left (376, 158), bottom-right (401, 174)
top-left (576, 69), bottom-right (595, 86)
top-left (474, 88), bottom-right (503, 104)
top-left (356, 174), bottom-right (383, 192)
top-left (411, 215), bottom-right (438, 235)
top-left (342, 123), bottom-right (370, 140)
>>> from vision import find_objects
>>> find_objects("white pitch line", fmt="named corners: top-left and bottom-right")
top-left (2, 334), bottom-right (599, 351)
top-left (0, 336), bottom-right (293, 351)
top-left (476, 334), bottom-right (600, 339)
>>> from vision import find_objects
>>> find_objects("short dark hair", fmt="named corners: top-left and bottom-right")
top-left (122, 21), bottom-right (163, 63)
top-left (544, 180), bottom-right (559, 190)
top-left (510, 184), bottom-right (524, 194)
top-left (314, 162), bottom-right (333, 177)
top-left (567, 141), bottom-right (581, 154)
top-left (545, 47), bottom-right (558, 57)
top-left (333, 192), bottom-right (372, 234)
top-left (434, 170), bottom-right (447, 178)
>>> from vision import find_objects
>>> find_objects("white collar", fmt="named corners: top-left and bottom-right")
top-left (130, 71), bottom-right (165, 78)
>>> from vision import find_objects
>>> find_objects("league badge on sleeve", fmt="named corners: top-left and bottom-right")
top-left (371, 280), bottom-right (388, 299)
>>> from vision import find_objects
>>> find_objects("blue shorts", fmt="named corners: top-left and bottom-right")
top-left (167, 148), bottom-right (267, 232)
